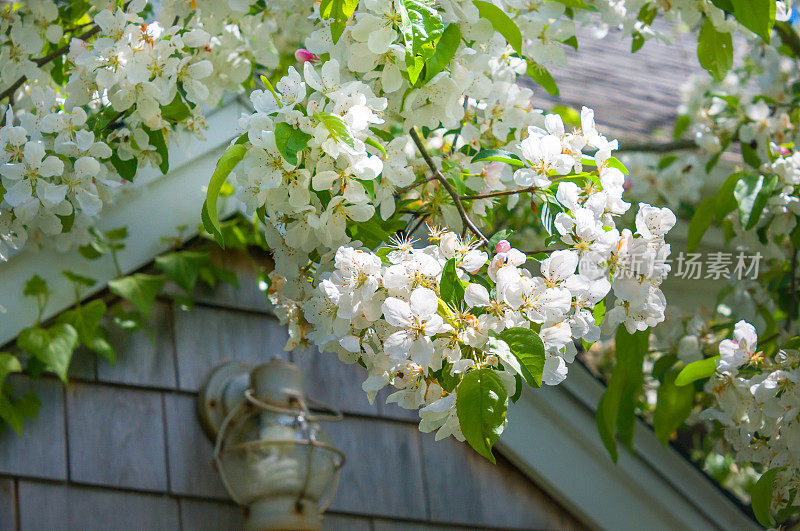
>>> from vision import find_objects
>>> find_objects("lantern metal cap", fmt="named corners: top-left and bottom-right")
top-left (250, 358), bottom-right (305, 406)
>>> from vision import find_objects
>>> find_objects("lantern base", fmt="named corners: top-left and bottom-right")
top-left (197, 361), bottom-right (251, 441)
top-left (245, 497), bottom-right (322, 531)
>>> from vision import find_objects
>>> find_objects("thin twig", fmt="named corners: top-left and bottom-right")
top-left (613, 139), bottom-right (697, 153)
top-left (785, 248), bottom-right (798, 333)
top-left (393, 176), bottom-right (437, 196)
top-left (460, 186), bottom-right (538, 201)
top-left (408, 127), bottom-right (489, 245)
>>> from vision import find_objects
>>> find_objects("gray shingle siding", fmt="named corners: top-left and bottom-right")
top-left (0, 254), bottom-right (584, 530)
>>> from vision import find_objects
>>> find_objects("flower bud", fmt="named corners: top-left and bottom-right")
top-left (495, 239), bottom-right (511, 254)
top-left (294, 48), bottom-right (319, 63)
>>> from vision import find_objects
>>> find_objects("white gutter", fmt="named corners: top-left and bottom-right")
top-left (499, 363), bottom-right (759, 531)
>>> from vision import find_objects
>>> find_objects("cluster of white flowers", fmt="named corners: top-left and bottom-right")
top-left (227, 0), bottom-right (679, 436)
top-left (704, 320), bottom-right (800, 512)
top-left (293, 221), bottom-right (667, 440)
top-left (0, 0), bottom-right (307, 256)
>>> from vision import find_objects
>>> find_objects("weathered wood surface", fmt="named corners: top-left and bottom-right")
top-left (530, 26), bottom-right (701, 140)
top-left (0, 253), bottom-right (585, 530)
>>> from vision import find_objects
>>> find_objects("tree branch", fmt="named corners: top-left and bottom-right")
top-left (0, 25), bottom-right (101, 103)
top-left (408, 128), bottom-right (489, 245)
top-left (460, 186), bottom-right (538, 201)
top-left (393, 175), bottom-right (437, 196)
top-left (613, 139), bottom-right (697, 153)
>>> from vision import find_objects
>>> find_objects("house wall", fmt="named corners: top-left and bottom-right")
top-left (0, 249), bottom-right (585, 531)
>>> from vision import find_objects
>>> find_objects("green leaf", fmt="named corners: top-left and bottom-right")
top-left (314, 112), bottom-right (355, 148)
top-left (24, 275), bottom-right (49, 297)
top-left (0, 353), bottom-right (22, 384)
top-left (675, 356), bottom-right (720, 386)
top-left (319, 0), bottom-right (359, 43)
top-left (697, 18), bottom-right (733, 82)
top-left (202, 143), bottom-right (247, 247)
top-left (55, 299), bottom-right (107, 346)
top-left (741, 141), bottom-right (761, 168)
top-left (471, 149), bottom-right (524, 167)
top-left (631, 32), bottom-right (646, 53)
top-left (88, 327), bottom-right (116, 363)
top-left (456, 368), bottom-right (508, 463)
top-left (715, 171), bottom-right (744, 222)
top-left (729, 0), bottom-right (776, 42)
top-left (526, 61), bottom-right (559, 96)
top-left (364, 136), bottom-right (387, 158)
top-left (0, 392), bottom-right (40, 435)
top-left (596, 327), bottom-right (649, 462)
top-left (752, 467), bottom-right (782, 527)
top-left (711, 0), bottom-right (735, 11)
top-left (108, 274), bottom-right (165, 319)
top-left (551, 0), bottom-right (591, 8)
top-left (495, 327), bottom-right (545, 387)
top-left (398, 0), bottom-right (445, 85)
top-left (607, 156), bottom-right (629, 175)
top-left (440, 258), bottom-right (465, 307)
top-left (105, 226), bottom-right (128, 241)
top-left (110, 151), bottom-right (138, 181)
top-left (347, 216), bottom-right (404, 249)
top-left (274, 122), bottom-right (312, 166)
top-left (734, 173), bottom-right (778, 229)
top-left (425, 23), bottom-right (461, 82)
top-left (161, 92), bottom-right (191, 123)
top-left (781, 336), bottom-right (800, 350)
top-left (653, 368), bottom-right (695, 444)
top-left (145, 127), bottom-right (169, 174)
top-left (62, 270), bottom-right (96, 287)
top-left (473, 1), bottom-right (522, 54)
top-left (673, 114), bottom-right (691, 139)
top-left (155, 251), bottom-right (209, 293)
top-left (17, 324), bottom-right (79, 384)
top-left (687, 196), bottom-right (717, 252)
top-left (776, 505), bottom-right (800, 523)
top-left (540, 199), bottom-right (564, 235)
top-left (58, 209), bottom-right (75, 233)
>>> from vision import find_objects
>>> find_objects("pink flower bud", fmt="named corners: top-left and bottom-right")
top-left (295, 48), bottom-right (319, 63)
top-left (778, 146), bottom-right (792, 157)
top-left (495, 240), bottom-right (511, 254)
top-left (623, 175), bottom-right (633, 192)
top-left (484, 161), bottom-right (504, 179)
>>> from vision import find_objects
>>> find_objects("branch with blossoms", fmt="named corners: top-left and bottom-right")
top-left (408, 127), bottom-right (489, 245)
top-left (200, 1), bottom-right (677, 464)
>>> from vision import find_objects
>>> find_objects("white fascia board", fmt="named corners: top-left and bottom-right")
top-left (0, 99), bottom-right (249, 347)
top-left (499, 363), bottom-right (759, 531)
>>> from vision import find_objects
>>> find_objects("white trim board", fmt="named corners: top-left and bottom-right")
top-left (499, 363), bottom-right (759, 531)
top-left (0, 99), bottom-right (249, 347)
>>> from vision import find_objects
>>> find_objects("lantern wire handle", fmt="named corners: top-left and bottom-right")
top-left (212, 386), bottom-right (346, 512)
top-left (212, 399), bottom-right (248, 506)
top-left (243, 389), bottom-right (344, 421)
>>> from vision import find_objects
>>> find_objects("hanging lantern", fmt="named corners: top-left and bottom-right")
top-left (198, 359), bottom-right (344, 531)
